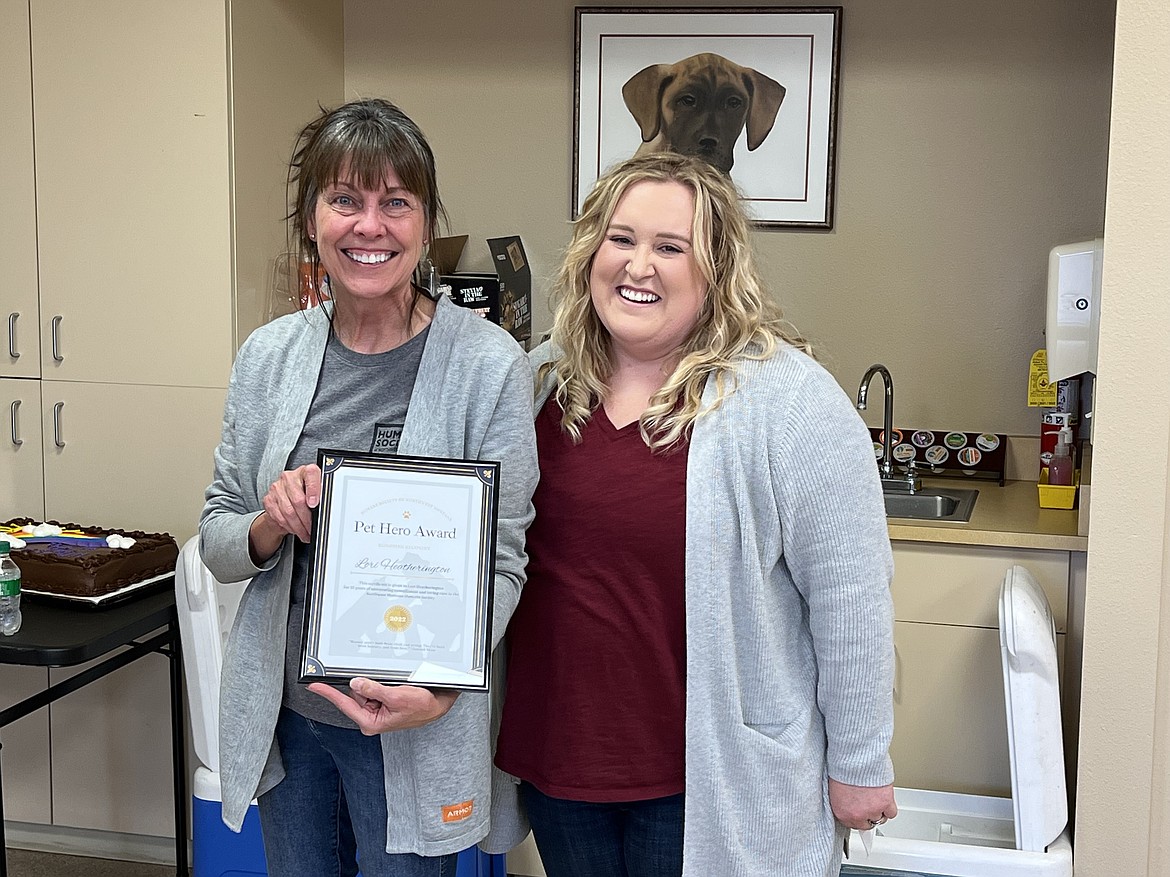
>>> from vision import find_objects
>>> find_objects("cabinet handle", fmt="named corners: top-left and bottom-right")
top-left (51, 315), bottom-right (63, 362)
top-left (892, 642), bottom-right (901, 703)
top-left (9, 400), bottom-right (21, 447)
top-left (7, 312), bottom-right (18, 359)
top-left (52, 400), bottom-right (65, 448)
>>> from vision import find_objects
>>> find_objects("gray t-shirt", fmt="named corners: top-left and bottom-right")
top-left (283, 323), bottom-right (429, 726)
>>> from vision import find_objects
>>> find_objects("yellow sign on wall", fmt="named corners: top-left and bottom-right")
top-left (1028, 349), bottom-right (1058, 407)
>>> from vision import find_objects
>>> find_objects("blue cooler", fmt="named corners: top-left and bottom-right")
top-left (457, 849), bottom-right (507, 876)
top-left (192, 767), bottom-right (266, 877)
top-left (177, 536), bottom-right (265, 877)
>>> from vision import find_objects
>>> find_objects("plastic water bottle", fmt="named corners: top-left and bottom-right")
top-left (0, 541), bottom-right (22, 636)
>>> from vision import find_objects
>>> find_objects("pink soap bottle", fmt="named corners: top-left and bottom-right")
top-left (1048, 427), bottom-right (1075, 486)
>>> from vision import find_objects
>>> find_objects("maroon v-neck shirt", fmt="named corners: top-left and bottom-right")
top-left (496, 398), bottom-right (688, 802)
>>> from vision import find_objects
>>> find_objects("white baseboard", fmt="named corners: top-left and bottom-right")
top-left (3, 821), bottom-right (191, 865)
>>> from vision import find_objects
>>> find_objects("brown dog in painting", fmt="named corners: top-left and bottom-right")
top-left (622, 52), bottom-right (785, 174)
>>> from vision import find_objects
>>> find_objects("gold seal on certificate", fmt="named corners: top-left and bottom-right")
top-left (299, 449), bottom-right (500, 692)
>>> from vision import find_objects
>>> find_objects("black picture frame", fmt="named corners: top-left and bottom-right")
top-left (299, 450), bottom-right (499, 692)
top-left (574, 6), bottom-right (843, 229)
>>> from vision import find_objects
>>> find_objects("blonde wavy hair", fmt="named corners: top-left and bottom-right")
top-left (543, 152), bottom-right (809, 450)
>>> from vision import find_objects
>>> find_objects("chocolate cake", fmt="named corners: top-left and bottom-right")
top-left (0, 518), bottom-right (179, 598)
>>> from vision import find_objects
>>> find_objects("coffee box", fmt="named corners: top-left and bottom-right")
top-left (432, 235), bottom-right (532, 347)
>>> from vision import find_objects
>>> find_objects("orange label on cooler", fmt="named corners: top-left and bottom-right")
top-left (442, 800), bottom-right (474, 823)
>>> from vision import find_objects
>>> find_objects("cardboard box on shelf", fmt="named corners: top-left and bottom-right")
top-left (431, 235), bottom-right (532, 347)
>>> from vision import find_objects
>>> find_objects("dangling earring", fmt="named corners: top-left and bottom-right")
top-left (418, 240), bottom-right (440, 300)
top-left (418, 257), bottom-right (439, 299)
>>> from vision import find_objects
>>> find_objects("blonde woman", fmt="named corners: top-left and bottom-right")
top-left (494, 153), bottom-right (896, 876)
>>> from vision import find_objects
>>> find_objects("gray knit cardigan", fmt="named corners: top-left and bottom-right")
top-left (485, 341), bottom-right (895, 876)
top-left (200, 295), bottom-right (538, 856)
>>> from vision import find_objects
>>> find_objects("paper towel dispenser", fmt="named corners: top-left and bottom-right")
top-left (1046, 238), bottom-right (1103, 382)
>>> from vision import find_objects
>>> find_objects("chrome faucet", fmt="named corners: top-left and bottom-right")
top-left (856, 364), bottom-right (920, 493)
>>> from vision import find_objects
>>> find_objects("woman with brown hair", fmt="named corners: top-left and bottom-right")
top-left (201, 98), bottom-right (537, 877)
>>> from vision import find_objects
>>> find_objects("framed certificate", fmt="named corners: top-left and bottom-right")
top-left (299, 450), bottom-right (500, 692)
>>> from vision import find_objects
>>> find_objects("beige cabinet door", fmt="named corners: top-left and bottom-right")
top-left (0, 666), bottom-right (52, 825)
top-left (891, 620), bottom-right (1066, 798)
top-left (40, 381), bottom-right (226, 544)
top-left (891, 541), bottom-right (1071, 631)
top-left (30, 0), bottom-right (234, 387)
top-left (48, 648), bottom-right (175, 835)
top-left (0, 0), bottom-right (40, 379)
top-left (892, 621), bottom-right (1012, 796)
top-left (0, 378), bottom-right (45, 521)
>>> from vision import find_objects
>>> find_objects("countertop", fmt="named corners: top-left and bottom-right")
top-left (886, 477), bottom-right (1087, 551)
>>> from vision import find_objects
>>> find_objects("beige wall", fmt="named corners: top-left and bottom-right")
top-left (1076, 0), bottom-right (1170, 874)
top-left (343, 0), bottom-right (1114, 437)
top-left (229, 0), bottom-right (345, 342)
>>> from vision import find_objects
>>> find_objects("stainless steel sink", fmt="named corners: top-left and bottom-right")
top-left (883, 487), bottom-right (978, 522)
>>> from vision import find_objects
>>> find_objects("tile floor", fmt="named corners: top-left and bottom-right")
top-left (3, 849), bottom-right (176, 877)
top-left (3, 848), bottom-right (898, 877)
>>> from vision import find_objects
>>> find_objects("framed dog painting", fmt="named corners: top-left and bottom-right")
top-left (574, 7), bottom-right (842, 229)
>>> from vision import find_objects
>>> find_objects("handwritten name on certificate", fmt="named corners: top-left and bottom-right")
top-left (300, 451), bottom-right (500, 691)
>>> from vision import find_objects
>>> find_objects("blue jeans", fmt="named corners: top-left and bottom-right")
top-left (259, 707), bottom-right (458, 877)
top-left (521, 782), bottom-right (684, 877)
